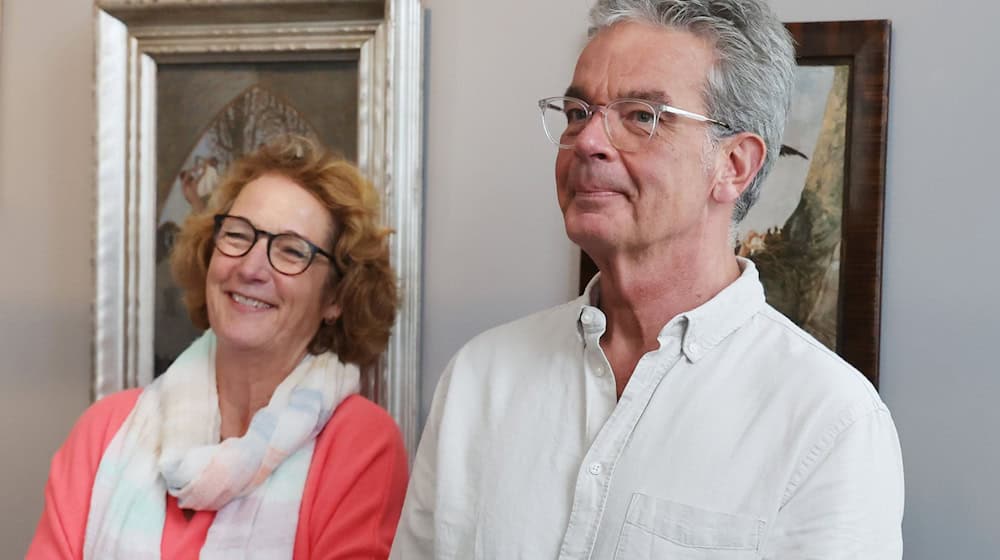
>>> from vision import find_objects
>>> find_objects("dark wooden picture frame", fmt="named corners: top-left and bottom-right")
top-left (579, 20), bottom-right (891, 388)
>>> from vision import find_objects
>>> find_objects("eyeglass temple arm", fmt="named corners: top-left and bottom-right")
top-left (539, 98), bottom-right (568, 112)
top-left (659, 104), bottom-right (732, 130)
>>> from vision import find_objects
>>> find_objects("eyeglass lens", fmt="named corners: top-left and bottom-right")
top-left (214, 216), bottom-right (316, 275)
top-left (541, 98), bottom-right (657, 152)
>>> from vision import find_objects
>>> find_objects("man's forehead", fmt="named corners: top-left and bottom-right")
top-left (564, 85), bottom-right (672, 105)
top-left (567, 21), bottom-right (715, 104)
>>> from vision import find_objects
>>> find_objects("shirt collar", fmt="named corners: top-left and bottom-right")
top-left (576, 257), bottom-right (766, 362)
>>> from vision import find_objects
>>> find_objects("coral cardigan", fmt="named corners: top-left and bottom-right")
top-left (27, 389), bottom-right (408, 559)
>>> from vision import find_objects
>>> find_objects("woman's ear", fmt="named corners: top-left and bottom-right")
top-left (323, 303), bottom-right (342, 325)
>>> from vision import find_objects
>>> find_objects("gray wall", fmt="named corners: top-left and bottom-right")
top-left (2, 0), bottom-right (997, 556)
top-left (419, 0), bottom-right (588, 408)
top-left (421, 0), bottom-right (1000, 558)
top-left (768, 1), bottom-right (1000, 556)
top-left (0, 0), bottom-right (95, 554)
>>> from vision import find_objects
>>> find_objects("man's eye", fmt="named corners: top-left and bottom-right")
top-left (565, 108), bottom-right (589, 123)
top-left (626, 110), bottom-right (655, 124)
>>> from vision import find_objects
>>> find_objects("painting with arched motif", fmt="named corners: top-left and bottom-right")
top-left (155, 60), bottom-right (359, 376)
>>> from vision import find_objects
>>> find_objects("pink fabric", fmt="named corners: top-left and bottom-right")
top-left (28, 389), bottom-right (409, 560)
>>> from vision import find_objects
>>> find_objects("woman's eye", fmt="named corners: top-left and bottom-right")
top-left (224, 230), bottom-right (252, 241)
top-left (281, 246), bottom-right (308, 260)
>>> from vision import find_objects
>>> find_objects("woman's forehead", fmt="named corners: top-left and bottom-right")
top-left (230, 174), bottom-right (334, 241)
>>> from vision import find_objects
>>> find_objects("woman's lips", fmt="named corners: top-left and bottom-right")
top-left (228, 291), bottom-right (275, 310)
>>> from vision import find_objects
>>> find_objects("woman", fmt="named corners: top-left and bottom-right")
top-left (28, 135), bottom-right (408, 559)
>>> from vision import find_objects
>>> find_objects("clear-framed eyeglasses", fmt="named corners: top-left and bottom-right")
top-left (538, 96), bottom-right (732, 152)
top-left (212, 214), bottom-right (340, 277)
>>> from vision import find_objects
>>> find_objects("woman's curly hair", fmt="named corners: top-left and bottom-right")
top-left (169, 134), bottom-right (398, 367)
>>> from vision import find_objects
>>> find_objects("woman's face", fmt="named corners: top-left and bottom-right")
top-left (205, 173), bottom-right (339, 359)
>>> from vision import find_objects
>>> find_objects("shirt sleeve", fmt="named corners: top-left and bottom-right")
top-left (302, 396), bottom-right (410, 560)
top-left (763, 406), bottom-right (905, 559)
top-left (25, 390), bottom-right (140, 560)
top-left (389, 363), bottom-right (455, 560)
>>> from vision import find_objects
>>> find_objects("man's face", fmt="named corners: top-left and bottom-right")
top-left (556, 21), bottom-right (722, 260)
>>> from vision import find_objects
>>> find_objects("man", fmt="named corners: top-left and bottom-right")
top-left (392, 0), bottom-right (904, 558)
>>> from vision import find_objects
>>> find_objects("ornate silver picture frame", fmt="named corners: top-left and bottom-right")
top-left (94, 0), bottom-right (423, 451)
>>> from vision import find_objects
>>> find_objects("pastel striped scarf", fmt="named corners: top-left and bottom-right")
top-left (83, 330), bottom-right (360, 559)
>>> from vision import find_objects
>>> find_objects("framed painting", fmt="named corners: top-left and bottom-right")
top-left (94, 0), bottom-right (424, 451)
top-left (580, 20), bottom-right (890, 388)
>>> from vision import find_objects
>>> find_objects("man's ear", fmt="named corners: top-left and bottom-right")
top-left (711, 132), bottom-right (767, 204)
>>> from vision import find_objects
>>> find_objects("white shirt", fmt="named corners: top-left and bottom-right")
top-left (392, 260), bottom-right (904, 559)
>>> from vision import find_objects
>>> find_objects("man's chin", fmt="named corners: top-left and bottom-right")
top-left (565, 221), bottom-right (617, 258)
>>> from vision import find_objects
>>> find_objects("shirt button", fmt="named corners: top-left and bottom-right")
top-left (594, 365), bottom-right (607, 376)
top-left (581, 309), bottom-right (595, 324)
top-left (589, 463), bottom-right (602, 475)
top-left (687, 342), bottom-right (700, 354)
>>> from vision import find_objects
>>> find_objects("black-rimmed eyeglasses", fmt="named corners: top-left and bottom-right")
top-left (538, 96), bottom-right (732, 152)
top-left (212, 214), bottom-right (339, 277)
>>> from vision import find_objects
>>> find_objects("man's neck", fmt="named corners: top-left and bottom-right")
top-left (592, 242), bottom-right (741, 397)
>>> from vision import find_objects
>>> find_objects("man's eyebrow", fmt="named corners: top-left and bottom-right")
top-left (562, 86), bottom-right (672, 105)
top-left (621, 89), bottom-right (671, 105)
top-left (564, 85), bottom-right (588, 100)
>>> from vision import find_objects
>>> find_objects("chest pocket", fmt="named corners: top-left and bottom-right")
top-left (613, 494), bottom-right (765, 560)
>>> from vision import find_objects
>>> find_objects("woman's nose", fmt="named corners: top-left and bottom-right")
top-left (233, 238), bottom-right (272, 281)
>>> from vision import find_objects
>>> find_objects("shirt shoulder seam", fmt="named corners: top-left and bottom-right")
top-left (780, 405), bottom-right (890, 506)
top-left (757, 306), bottom-right (851, 364)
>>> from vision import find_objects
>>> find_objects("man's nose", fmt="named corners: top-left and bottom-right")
top-left (572, 109), bottom-right (616, 160)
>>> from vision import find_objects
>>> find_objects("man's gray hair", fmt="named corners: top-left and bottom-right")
top-left (589, 0), bottom-right (795, 224)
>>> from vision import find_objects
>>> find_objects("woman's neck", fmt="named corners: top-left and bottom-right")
top-left (214, 342), bottom-right (308, 439)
